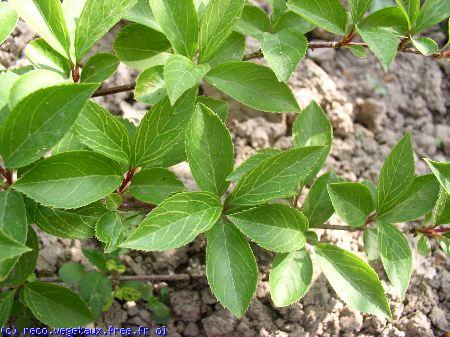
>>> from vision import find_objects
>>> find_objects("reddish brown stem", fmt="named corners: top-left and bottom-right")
top-left (71, 63), bottom-right (80, 83)
top-left (337, 27), bottom-right (356, 47)
top-left (0, 166), bottom-right (13, 186)
top-left (92, 83), bottom-right (136, 97)
top-left (118, 167), bottom-right (137, 194)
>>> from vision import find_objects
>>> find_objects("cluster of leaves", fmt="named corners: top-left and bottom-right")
top-left (0, 0), bottom-right (449, 329)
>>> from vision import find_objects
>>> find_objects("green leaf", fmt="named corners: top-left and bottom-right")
top-left (34, 202), bottom-right (107, 239)
top-left (113, 24), bottom-right (171, 71)
top-left (95, 212), bottom-right (124, 253)
top-left (203, 32), bottom-right (246, 68)
top-left (363, 228), bottom-right (379, 261)
top-left (61, 0), bottom-right (86, 60)
top-left (206, 220), bottom-right (257, 318)
top-left (261, 30), bottom-right (308, 82)
top-left (21, 282), bottom-right (94, 328)
top-left (0, 2), bottom-right (18, 45)
top-left (413, 0), bottom-right (450, 34)
top-left (186, 104), bottom-right (234, 196)
top-left (196, 96), bottom-right (229, 122)
top-left (349, 0), bottom-right (373, 22)
top-left (287, 0), bottom-right (348, 35)
top-left (25, 38), bottom-right (71, 78)
top-left (80, 53), bottom-right (119, 83)
top-left (105, 194), bottom-right (122, 211)
top-left (228, 204), bottom-right (308, 252)
top-left (328, 182), bottom-right (374, 228)
top-left (226, 146), bottom-right (327, 207)
top-left (434, 188), bottom-right (450, 225)
top-left (0, 71), bottom-right (19, 125)
top-left (362, 179), bottom-right (377, 209)
top-left (378, 174), bottom-right (440, 223)
top-left (269, 0), bottom-right (289, 22)
top-left (13, 151), bottom-right (123, 209)
top-left (315, 243), bottom-right (391, 318)
top-left (9, 69), bottom-right (67, 109)
top-left (358, 6), bottom-right (409, 34)
top-left (124, 0), bottom-right (161, 31)
top-left (0, 227), bottom-right (39, 287)
top-left (75, 0), bottom-right (139, 61)
top-left (78, 272), bottom-right (113, 317)
top-left (134, 89), bottom-right (196, 168)
top-left (129, 168), bottom-right (185, 205)
top-left (302, 172), bottom-right (339, 228)
top-left (149, 0), bottom-right (198, 59)
top-left (198, 0), bottom-right (245, 63)
top-left (235, 5), bottom-right (271, 40)
top-left (205, 61), bottom-right (300, 113)
top-left (75, 101), bottom-right (132, 164)
top-left (411, 37), bottom-right (438, 56)
top-left (0, 290), bottom-right (14, 326)
top-left (394, 0), bottom-right (420, 26)
top-left (82, 248), bottom-right (108, 272)
top-left (0, 83), bottom-right (97, 169)
top-left (121, 192), bottom-right (222, 251)
top-left (273, 11), bottom-right (315, 34)
top-left (58, 263), bottom-right (85, 284)
top-left (425, 159), bottom-right (450, 194)
top-left (377, 133), bottom-right (415, 216)
top-left (227, 148), bottom-right (281, 182)
top-left (0, 232), bottom-right (30, 264)
top-left (346, 45), bottom-right (367, 58)
top-left (134, 66), bottom-right (167, 105)
top-left (417, 234), bottom-right (431, 256)
top-left (164, 55), bottom-right (210, 105)
top-left (269, 249), bottom-right (312, 307)
top-left (0, 191), bottom-right (28, 281)
top-left (10, 0), bottom-right (70, 58)
top-left (377, 221), bottom-right (413, 300)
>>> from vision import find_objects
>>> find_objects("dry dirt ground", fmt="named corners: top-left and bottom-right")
top-left (1, 16), bottom-right (449, 337)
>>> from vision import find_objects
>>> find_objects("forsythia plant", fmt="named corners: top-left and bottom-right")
top-left (0, 0), bottom-right (449, 328)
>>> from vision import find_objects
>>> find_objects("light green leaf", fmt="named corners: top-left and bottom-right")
top-left (198, 0), bottom-right (245, 63)
top-left (287, 0), bottom-right (348, 35)
top-left (186, 104), bottom-right (234, 196)
top-left (235, 5), bottom-right (271, 40)
top-left (227, 148), bottom-right (281, 182)
top-left (134, 66), bottom-right (167, 105)
top-left (21, 282), bottom-right (94, 328)
top-left (0, 71), bottom-right (19, 125)
top-left (362, 179), bottom-right (377, 209)
top-left (228, 204), bottom-right (307, 252)
top-left (129, 168), bottom-right (185, 205)
top-left (346, 45), bottom-right (367, 58)
top-left (0, 83), bottom-right (97, 169)
top-left (58, 262), bottom-right (86, 284)
top-left (273, 11), bottom-right (315, 34)
top-left (358, 6), bottom-right (409, 34)
top-left (134, 89), bottom-right (197, 168)
top-left (0, 227), bottom-right (39, 287)
top-left (113, 24), bottom-right (171, 71)
top-left (196, 96), bottom-right (229, 122)
top-left (0, 191), bottom-right (28, 281)
top-left (164, 55), bottom-right (210, 105)
top-left (0, 2), bottom-right (18, 45)
top-left (349, 0), bottom-right (373, 22)
top-left (434, 188), bottom-right (450, 225)
top-left (95, 212), bottom-right (123, 253)
top-left (105, 194), bottom-right (122, 211)
top-left (80, 53), bottom-right (119, 83)
top-left (124, 0), bottom-right (161, 32)
top-left (204, 32), bottom-right (246, 68)
top-left (363, 228), bottom-right (379, 261)
top-left (394, 0), bottom-right (420, 25)
top-left (269, 0), bottom-right (289, 22)
top-left (378, 174), bottom-right (440, 223)
top-left (0, 232), bottom-right (30, 264)
top-left (417, 234), bottom-right (431, 256)
top-left (13, 151), bottom-right (123, 209)
top-left (0, 290), bottom-right (14, 327)
top-left (75, 101), bottom-right (131, 164)
top-left (61, 0), bottom-right (86, 60)
top-left (25, 38), bottom-right (71, 78)
top-left (315, 243), bottom-right (391, 318)
top-left (78, 272), bottom-right (113, 318)
top-left (328, 182), bottom-right (374, 228)
top-left (205, 61), bottom-right (300, 113)
top-left (206, 220), bottom-right (257, 318)
top-left (425, 159), bottom-right (450, 194)
top-left (411, 37), bottom-right (438, 56)
top-left (149, 0), bottom-right (198, 59)
top-left (302, 172), bottom-right (339, 228)
top-left (10, 0), bottom-right (70, 58)
top-left (9, 69), bottom-right (66, 109)
top-left (52, 132), bottom-right (87, 155)
top-left (261, 30), bottom-right (308, 82)
top-left (377, 133), bottom-right (415, 216)
top-left (226, 146), bottom-right (327, 207)
top-left (269, 249), bottom-right (312, 307)
top-left (413, 0), bottom-right (450, 34)
top-left (377, 221), bottom-right (413, 300)
top-left (75, 0), bottom-right (139, 61)
top-left (121, 192), bottom-right (222, 251)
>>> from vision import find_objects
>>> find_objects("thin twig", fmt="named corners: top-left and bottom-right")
top-left (319, 224), bottom-right (366, 232)
top-left (92, 83), bottom-right (136, 97)
top-left (37, 274), bottom-right (192, 284)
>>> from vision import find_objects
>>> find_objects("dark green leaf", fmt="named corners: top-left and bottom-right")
top-left (203, 32), bottom-right (246, 68)
top-left (134, 66), bottom-right (167, 105)
top-left (80, 53), bottom-right (119, 83)
top-left (25, 38), bottom-right (71, 78)
top-left (227, 148), bottom-right (281, 182)
top-left (425, 159), bottom-right (450, 194)
top-left (434, 188), bottom-right (450, 225)
top-left (95, 212), bottom-right (124, 253)
top-left (58, 263), bottom-right (85, 284)
top-left (346, 45), bottom-right (367, 58)
top-left (78, 272), bottom-right (113, 317)
top-left (0, 232), bottom-right (30, 265)
top-left (196, 96), bottom-right (229, 122)
top-left (273, 11), bottom-right (314, 34)
top-left (361, 179), bottom-right (377, 209)
top-left (235, 5), bottom-right (271, 40)
top-left (349, 0), bottom-right (373, 22)
top-left (52, 132), bottom-right (87, 154)
top-left (358, 6), bottom-right (409, 34)
top-left (0, 290), bottom-right (14, 326)
top-left (82, 248), bottom-right (108, 272)
top-left (0, 71), bottom-right (19, 125)
top-left (413, 0), bottom-right (450, 34)
top-left (124, 0), bottom-right (161, 31)
top-left (105, 194), bottom-right (122, 212)
top-left (0, 2), bottom-right (18, 45)
top-left (394, 0), bottom-right (420, 26)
